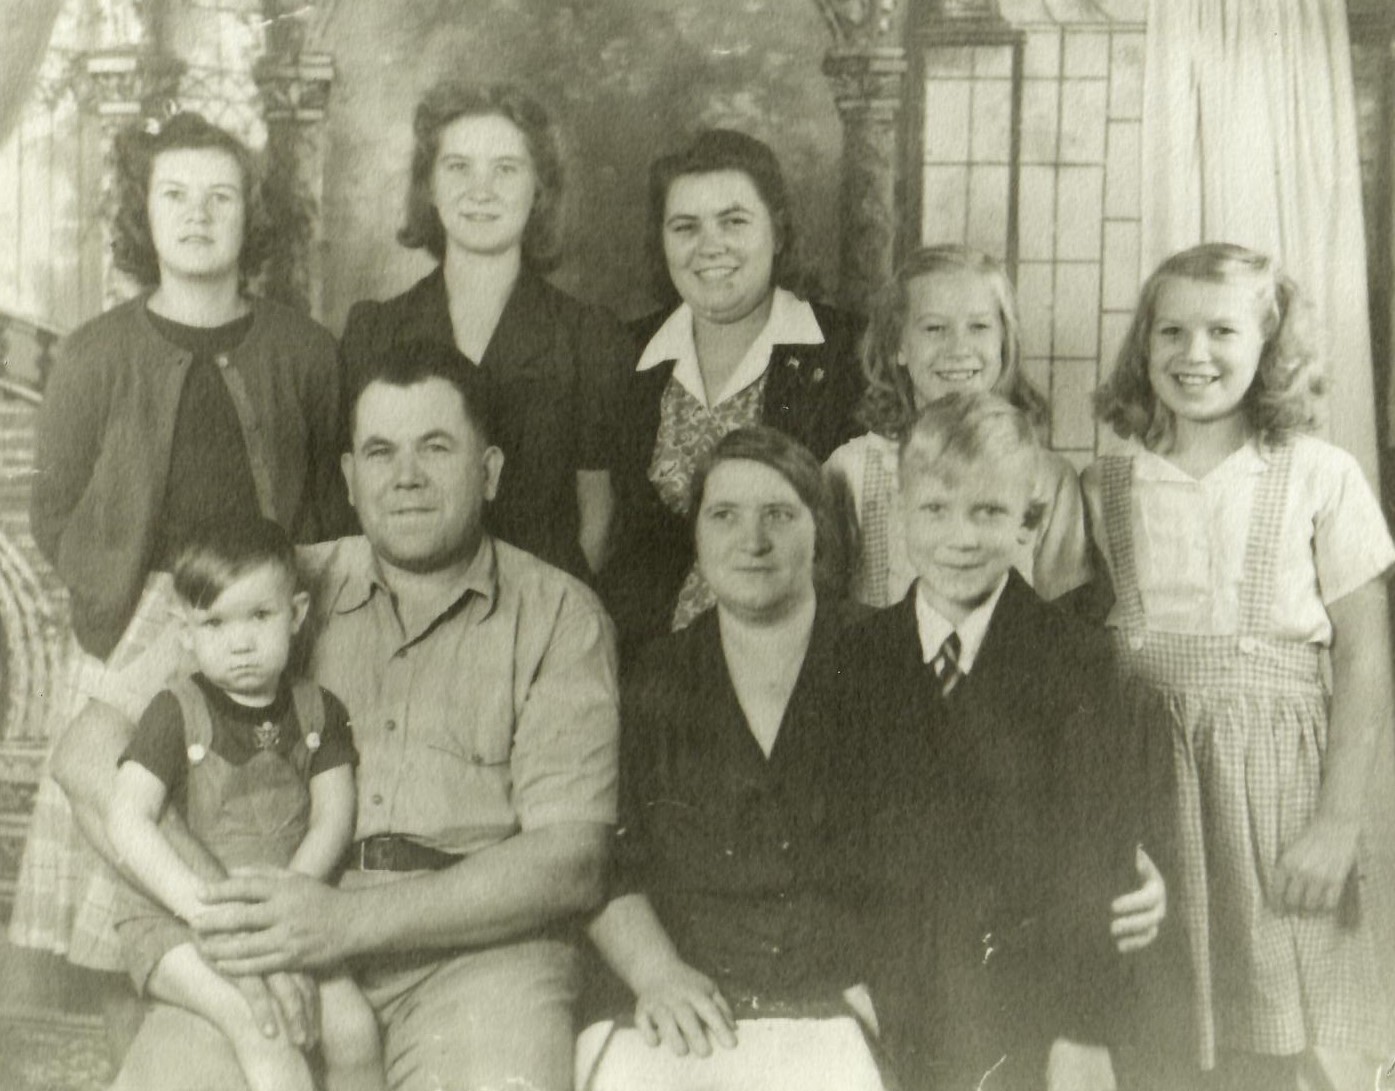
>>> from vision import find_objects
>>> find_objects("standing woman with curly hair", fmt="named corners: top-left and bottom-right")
top-left (10, 111), bottom-right (342, 1061)
top-left (337, 80), bottom-right (632, 580)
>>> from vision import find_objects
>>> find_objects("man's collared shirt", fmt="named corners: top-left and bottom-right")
top-left (913, 574), bottom-right (1011, 679)
top-left (298, 535), bottom-right (620, 856)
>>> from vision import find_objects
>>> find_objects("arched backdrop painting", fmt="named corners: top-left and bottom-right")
top-left (317, 0), bottom-right (846, 326)
top-left (0, 0), bottom-right (852, 928)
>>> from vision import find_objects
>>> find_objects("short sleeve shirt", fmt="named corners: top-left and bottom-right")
top-left (297, 535), bottom-right (620, 856)
top-left (120, 673), bottom-right (357, 795)
top-left (1083, 435), bottom-right (1395, 643)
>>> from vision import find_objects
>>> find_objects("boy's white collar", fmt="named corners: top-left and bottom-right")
top-left (913, 574), bottom-right (1010, 678)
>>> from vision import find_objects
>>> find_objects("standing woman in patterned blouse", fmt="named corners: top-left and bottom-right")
top-left (337, 80), bottom-right (633, 581)
top-left (602, 130), bottom-right (864, 650)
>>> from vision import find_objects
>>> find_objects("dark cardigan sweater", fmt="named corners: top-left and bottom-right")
top-left (31, 295), bottom-right (341, 658)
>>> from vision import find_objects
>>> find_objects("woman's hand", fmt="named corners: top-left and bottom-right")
top-left (1274, 815), bottom-right (1360, 914)
top-left (1109, 844), bottom-right (1165, 953)
top-left (633, 960), bottom-right (737, 1058)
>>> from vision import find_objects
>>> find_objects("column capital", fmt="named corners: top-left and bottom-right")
top-left (253, 45), bottom-right (336, 317)
top-left (821, 43), bottom-right (908, 311)
top-left (253, 51), bottom-right (335, 123)
top-left (79, 47), bottom-right (184, 125)
top-left (823, 47), bottom-right (909, 118)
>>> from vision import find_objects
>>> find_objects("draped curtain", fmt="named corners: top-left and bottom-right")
top-left (1142, 0), bottom-right (1379, 485)
top-left (0, 1), bottom-right (65, 145)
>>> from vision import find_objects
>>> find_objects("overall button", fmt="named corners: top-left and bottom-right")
top-left (1127, 635), bottom-right (1145, 651)
top-left (215, 354), bottom-right (230, 369)
top-left (1238, 636), bottom-right (1258, 655)
top-left (384, 719), bottom-right (397, 733)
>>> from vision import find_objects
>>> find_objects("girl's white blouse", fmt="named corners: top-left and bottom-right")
top-left (1081, 435), bottom-right (1395, 644)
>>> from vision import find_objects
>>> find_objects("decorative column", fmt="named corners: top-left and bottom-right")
top-left (820, 1), bottom-right (909, 313)
top-left (254, 9), bottom-right (334, 319)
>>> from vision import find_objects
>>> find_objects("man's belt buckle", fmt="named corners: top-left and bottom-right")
top-left (355, 835), bottom-right (397, 872)
top-left (351, 834), bottom-right (458, 872)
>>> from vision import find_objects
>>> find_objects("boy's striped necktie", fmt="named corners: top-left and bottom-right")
top-left (931, 631), bottom-right (962, 696)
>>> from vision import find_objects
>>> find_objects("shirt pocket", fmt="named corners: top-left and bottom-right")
top-left (425, 728), bottom-right (512, 770)
top-left (408, 733), bottom-right (516, 846)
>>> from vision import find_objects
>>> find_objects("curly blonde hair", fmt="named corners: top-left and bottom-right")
top-left (856, 245), bottom-right (1047, 439)
top-left (1094, 243), bottom-right (1322, 449)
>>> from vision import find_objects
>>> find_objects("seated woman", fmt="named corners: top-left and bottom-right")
top-left (602, 129), bottom-right (864, 650)
top-left (337, 80), bottom-right (632, 580)
top-left (579, 427), bottom-right (885, 1091)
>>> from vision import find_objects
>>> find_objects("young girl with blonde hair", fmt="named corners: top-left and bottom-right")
top-left (825, 245), bottom-right (1089, 607)
top-left (1085, 242), bottom-right (1395, 1090)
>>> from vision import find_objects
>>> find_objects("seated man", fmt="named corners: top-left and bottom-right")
top-left (53, 341), bottom-right (620, 1091)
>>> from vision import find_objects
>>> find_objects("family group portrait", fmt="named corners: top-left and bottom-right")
top-left (2, 0), bottom-right (1395, 1088)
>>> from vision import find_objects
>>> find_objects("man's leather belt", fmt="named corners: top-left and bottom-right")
top-left (350, 835), bottom-right (462, 872)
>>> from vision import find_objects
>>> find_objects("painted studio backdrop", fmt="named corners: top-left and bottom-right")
top-left (1, 0), bottom-right (1395, 927)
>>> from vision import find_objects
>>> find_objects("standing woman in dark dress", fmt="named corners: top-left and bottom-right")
top-left (338, 81), bottom-right (632, 580)
top-left (602, 130), bottom-right (864, 649)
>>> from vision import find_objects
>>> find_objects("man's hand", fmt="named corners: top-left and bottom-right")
top-left (1274, 815), bottom-right (1360, 915)
top-left (193, 867), bottom-right (350, 976)
top-left (231, 972), bottom-right (320, 1049)
top-left (632, 960), bottom-right (737, 1058)
top-left (1110, 844), bottom-right (1165, 954)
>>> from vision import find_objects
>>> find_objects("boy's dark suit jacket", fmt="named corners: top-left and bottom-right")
top-left (839, 571), bottom-right (1141, 1091)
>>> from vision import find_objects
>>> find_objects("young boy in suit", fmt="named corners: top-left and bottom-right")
top-left (841, 392), bottom-right (1146, 1091)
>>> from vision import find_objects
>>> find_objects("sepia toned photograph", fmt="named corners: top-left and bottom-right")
top-left (2, 1), bottom-right (1395, 1088)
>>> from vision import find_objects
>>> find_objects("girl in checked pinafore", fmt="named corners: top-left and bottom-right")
top-left (1083, 243), bottom-right (1395, 1091)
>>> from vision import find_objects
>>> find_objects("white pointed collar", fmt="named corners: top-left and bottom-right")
top-left (635, 287), bottom-right (825, 409)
